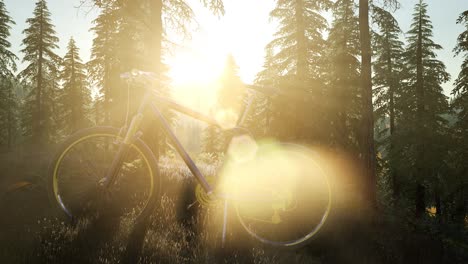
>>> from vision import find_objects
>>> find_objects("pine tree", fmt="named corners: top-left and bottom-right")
top-left (402, 0), bottom-right (450, 217)
top-left (372, 6), bottom-right (406, 201)
top-left (247, 49), bottom-right (277, 139)
top-left (88, 3), bottom-right (119, 125)
top-left (60, 38), bottom-right (91, 134)
top-left (450, 10), bottom-right (468, 224)
top-left (0, 0), bottom-right (16, 78)
top-left (256, 0), bottom-right (330, 141)
top-left (326, 0), bottom-right (361, 150)
top-left (208, 54), bottom-right (245, 151)
top-left (19, 0), bottom-right (61, 144)
top-left (217, 54), bottom-right (244, 113)
top-left (0, 0), bottom-right (18, 148)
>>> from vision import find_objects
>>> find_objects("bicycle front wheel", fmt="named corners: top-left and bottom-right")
top-left (232, 143), bottom-right (331, 247)
top-left (48, 126), bottom-right (160, 222)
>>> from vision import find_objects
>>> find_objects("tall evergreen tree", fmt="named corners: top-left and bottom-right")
top-left (247, 49), bottom-right (277, 139)
top-left (450, 10), bottom-right (468, 224)
top-left (0, 0), bottom-right (18, 148)
top-left (88, 2), bottom-right (119, 125)
top-left (19, 0), bottom-right (61, 144)
top-left (372, 6), bottom-right (406, 201)
top-left (0, 0), bottom-right (16, 78)
top-left (256, 0), bottom-right (331, 141)
top-left (402, 0), bottom-right (450, 217)
top-left (60, 38), bottom-right (91, 134)
top-left (216, 54), bottom-right (245, 149)
top-left (326, 0), bottom-right (361, 150)
top-left (202, 55), bottom-right (244, 153)
top-left (217, 54), bottom-right (244, 113)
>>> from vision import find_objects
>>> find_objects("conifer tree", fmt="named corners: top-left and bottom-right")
top-left (256, 0), bottom-right (331, 141)
top-left (19, 0), bottom-right (61, 144)
top-left (372, 6), bottom-right (406, 201)
top-left (450, 10), bottom-right (468, 224)
top-left (247, 49), bottom-right (277, 138)
top-left (325, 0), bottom-right (361, 150)
top-left (88, 3), bottom-right (119, 125)
top-left (0, 0), bottom-right (18, 148)
top-left (402, 0), bottom-right (450, 217)
top-left (60, 38), bottom-right (91, 134)
top-left (0, 0), bottom-right (16, 78)
top-left (217, 54), bottom-right (244, 113)
top-left (219, 54), bottom-right (244, 146)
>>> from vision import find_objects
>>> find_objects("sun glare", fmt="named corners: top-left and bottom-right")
top-left (165, 1), bottom-right (268, 109)
top-left (166, 38), bottom-right (229, 111)
top-left (168, 49), bottom-right (225, 86)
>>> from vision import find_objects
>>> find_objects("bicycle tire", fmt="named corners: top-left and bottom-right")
top-left (47, 126), bottom-right (160, 222)
top-left (232, 143), bottom-right (331, 247)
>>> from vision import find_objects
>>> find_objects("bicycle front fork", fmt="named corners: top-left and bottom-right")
top-left (100, 114), bottom-right (144, 188)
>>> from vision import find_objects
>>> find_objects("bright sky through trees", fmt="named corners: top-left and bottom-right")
top-left (4, 0), bottom-right (467, 95)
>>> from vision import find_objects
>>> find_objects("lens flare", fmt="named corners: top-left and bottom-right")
top-left (227, 135), bottom-right (258, 163)
top-left (218, 141), bottom-right (331, 246)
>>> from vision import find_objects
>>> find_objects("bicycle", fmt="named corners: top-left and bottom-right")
top-left (48, 70), bottom-right (331, 248)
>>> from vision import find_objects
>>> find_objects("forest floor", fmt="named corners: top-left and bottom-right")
top-left (0, 148), bottom-right (325, 264)
top-left (0, 148), bottom-right (466, 263)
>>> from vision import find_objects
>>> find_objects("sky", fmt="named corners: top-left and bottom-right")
top-left (3, 0), bottom-right (468, 97)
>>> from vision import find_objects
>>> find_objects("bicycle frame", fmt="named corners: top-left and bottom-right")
top-left (94, 81), bottom-right (331, 247)
top-left (104, 85), bottom-right (255, 199)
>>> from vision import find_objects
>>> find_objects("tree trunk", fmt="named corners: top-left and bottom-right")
top-left (359, 0), bottom-right (376, 207)
top-left (415, 1), bottom-right (426, 218)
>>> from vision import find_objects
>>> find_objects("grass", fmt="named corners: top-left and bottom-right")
top-left (0, 151), bottom-right (323, 264)
top-left (3, 149), bottom-right (465, 263)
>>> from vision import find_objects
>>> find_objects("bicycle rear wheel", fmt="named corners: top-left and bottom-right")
top-left (232, 143), bottom-right (331, 247)
top-left (48, 126), bottom-right (160, 222)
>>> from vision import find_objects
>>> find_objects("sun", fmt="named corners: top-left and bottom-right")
top-left (165, 1), bottom-right (268, 111)
top-left (166, 49), bottom-right (226, 112)
top-left (167, 49), bottom-right (225, 86)
top-left (166, 32), bottom-right (232, 111)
